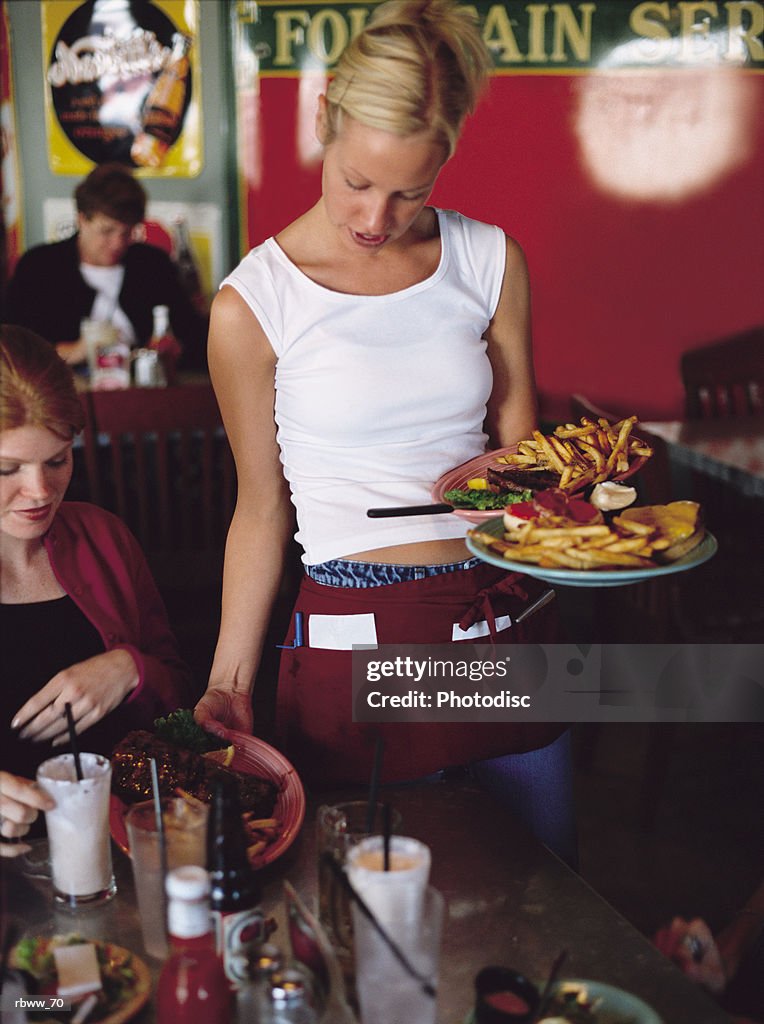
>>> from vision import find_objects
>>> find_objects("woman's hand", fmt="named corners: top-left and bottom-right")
top-left (55, 339), bottom-right (88, 365)
top-left (11, 649), bottom-right (140, 745)
top-left (194, 686), bottom-right (254, 739)
top-left (653, 916), bottom-right (727, 994)
top-left (0, 772), bottom-right (55, 857)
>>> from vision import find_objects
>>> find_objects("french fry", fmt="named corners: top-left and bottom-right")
top-left (524, 523), bottom-right (612, 540)
top-left (559, 464), bottom-right (575, 489)
top-left (533, 430), bottom-right (566, 475)
top-left (612, 515), bottom-right (654, 535)
top-left (549, 435), bottom-right (574, 464)
top-left (577, 440), bottom-right (606, 473)
top-left (490, 413), bottom-right (651, 492)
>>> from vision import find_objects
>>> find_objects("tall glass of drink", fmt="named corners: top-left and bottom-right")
top-left (316, 801), bottom-right (401, 977)
top-left (36, 752), bottom-right (116, 907)
top-left (125, 797), bottom-right (209, 959)
top-left (351, 885), bottom-right (445, 1024)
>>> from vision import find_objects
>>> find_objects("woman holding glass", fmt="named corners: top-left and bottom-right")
top-left (0, 325), bottom-right (190, 854)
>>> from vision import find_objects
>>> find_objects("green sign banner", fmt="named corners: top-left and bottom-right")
top-left (233, 0), bottom-right (764, 74)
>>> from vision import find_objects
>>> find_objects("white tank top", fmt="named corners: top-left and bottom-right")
top-left (221, 208), bottom-right (506, 564)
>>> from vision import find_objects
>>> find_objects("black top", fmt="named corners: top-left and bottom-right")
top-left (0, 595), bottom-right (105, 780)
top-left (4, 234), bottom-right (208, 370)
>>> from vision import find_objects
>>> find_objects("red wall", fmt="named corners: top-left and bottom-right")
top-left (242, 71), bottom-right (764, 423)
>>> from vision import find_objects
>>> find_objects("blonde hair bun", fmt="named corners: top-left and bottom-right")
top-left (324, 0), bottom-right (491, 156)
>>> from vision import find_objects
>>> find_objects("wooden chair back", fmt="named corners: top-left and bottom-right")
top-left (80, 384), bottom-right (235, 586)
top-left (680, 326), bottom-right (764, 419)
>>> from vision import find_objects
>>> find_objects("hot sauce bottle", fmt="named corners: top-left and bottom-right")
top-left (208, 778), bottom-right (267, 990)
top-left (156, 866), bottom-right (233, 1024)
top-left (148, 304), bottom-right (181, 385)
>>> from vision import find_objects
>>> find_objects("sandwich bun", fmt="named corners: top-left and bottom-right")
top-left (617, 500), bottom-right (705, 563)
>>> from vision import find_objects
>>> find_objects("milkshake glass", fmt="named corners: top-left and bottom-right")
top-left (36, 753), bottom-right (116, 907)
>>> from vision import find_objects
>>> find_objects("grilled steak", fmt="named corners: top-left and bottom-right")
top-left (111, 730), bottom-right (278, 817)
top-left (487, 466), bottom-right (562, 494)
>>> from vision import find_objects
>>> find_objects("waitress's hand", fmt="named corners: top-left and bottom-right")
top-left (0, 772), bottom-right (55, 857)
top-left (55, 339), bottom-right (88, 365)
top-left (194, 685), bottom-right (253, 739)
top-left (11, 649), bottom-right (140, 745)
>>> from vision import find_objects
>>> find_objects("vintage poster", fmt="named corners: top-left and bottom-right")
top-left (1, 0), bottom-right (23, 281)
top-left (42, 0), bottom-right (202, 177)
top-left (229, 0), bottom-right (764, 420)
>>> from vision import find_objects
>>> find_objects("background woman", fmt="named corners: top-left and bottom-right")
top-left (196, 0), bottom-right (575, 863)
top-left (0, 325), bottom-right (190, 854)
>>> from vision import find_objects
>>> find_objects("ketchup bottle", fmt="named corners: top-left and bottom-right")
top-left (149, 304), bottom-right (180, 385)
top-left (208, 777), bottom-right (266, 989)
top-left (156, 866), bottom-right (233, 1024)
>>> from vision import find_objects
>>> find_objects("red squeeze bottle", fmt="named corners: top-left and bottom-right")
top-left (156, 866), bottom-right (233, 1023)
top-left (148, 304), bottom-right (181, 385)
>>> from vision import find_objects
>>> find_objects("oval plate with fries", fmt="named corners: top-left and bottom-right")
top-left (466, 516), bottom-right (717, 587)
top-left (110, 732), bottom-right (305, 869)
top-left (432, 416), bottom-right (652, 523)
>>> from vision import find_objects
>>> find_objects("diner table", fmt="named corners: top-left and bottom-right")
top-left (2, 776), bottom-right (729, 1023)
top-left (641, 416), bottom-right (764, 499)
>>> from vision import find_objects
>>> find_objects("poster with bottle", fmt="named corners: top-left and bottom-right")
top-left (41, 0), bottom-right (202, 177)
top-left (1, 0), bottom-right (24, 277)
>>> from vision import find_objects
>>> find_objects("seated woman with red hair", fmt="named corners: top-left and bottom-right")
top-left (0, 325), bottom-right (190, 855)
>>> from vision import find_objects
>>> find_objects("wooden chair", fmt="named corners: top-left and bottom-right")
top-left (80, 383), bottom-right (235, 584)
top-left (567, 396), bottom-right (686, 827)
top-left (680, 326), bottom-right (764, 419)
top-left (79, 384), bottom-right (236, 688)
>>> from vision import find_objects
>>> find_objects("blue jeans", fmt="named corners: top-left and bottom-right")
top-left (471, 731), bottom-right (578, 870)
top-left (305, 556), bottom-right (483, 588)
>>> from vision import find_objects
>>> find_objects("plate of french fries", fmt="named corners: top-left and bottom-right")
top-left (110, 731), bottom-right (305, 869)
top-left (432, 415), bottom-right (653, 522)
top-left (466, 516), bottom-right (717, 587)
top-left (496, 414), bottom-right (653, 490)
top-left (223, 729), bottom-right (306, 867)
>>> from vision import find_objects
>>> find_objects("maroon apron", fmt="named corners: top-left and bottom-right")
top-left (276, 563), bottom-right (565, 789)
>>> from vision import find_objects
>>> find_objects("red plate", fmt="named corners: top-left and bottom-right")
top-left (432, 442), bottom-right (649, 523)
top-left (110, 731), bottom-right (305, 870)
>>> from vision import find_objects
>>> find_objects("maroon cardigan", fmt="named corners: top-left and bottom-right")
top-left (43, 502), bottom-right (191, 733)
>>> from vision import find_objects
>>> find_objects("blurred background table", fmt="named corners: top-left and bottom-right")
top-left (3, 777), bottom-right (729, 1023)
top-left (642, 416), bottom-right (764, 499)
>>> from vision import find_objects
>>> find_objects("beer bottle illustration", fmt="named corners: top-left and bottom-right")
top-left (132, 33), bottom-right (191, 168)
top-left (173, 216), bottom-right (206, 312)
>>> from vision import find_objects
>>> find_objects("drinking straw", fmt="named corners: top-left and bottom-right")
top-left (149, 758), bottom-right (168, 919)
top-left (64, 703), bottom-right (83, 781)
top-left (321, 852), bottom-right (436, 998)
top-left (383, 802), bottom-right (392, 871)
top-left (532, 948), bottom-right (568, 1022)
top-left (365, 734), bottom-right (384, 834)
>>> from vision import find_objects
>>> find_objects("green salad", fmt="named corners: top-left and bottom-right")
top-left (444, 487), bottom-right (532, 511)
top-left (153, 708), bottom-right (227, 753)
top-left (11, 935), bottom-right (141, 1023)
top-left (541, 989), bottom-right (636, 1023)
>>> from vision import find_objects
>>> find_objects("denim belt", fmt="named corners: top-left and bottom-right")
top-left (305, 556), bottom-right (483, 588)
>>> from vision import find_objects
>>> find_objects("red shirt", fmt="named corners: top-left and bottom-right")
top-left (44, 502), bottom-right (191, 735)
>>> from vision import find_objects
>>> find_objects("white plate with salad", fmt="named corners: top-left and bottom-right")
top-left (539, 978), bottom-right (663, 1023)
top-left (9, 936), bottom-right (151, 1023)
